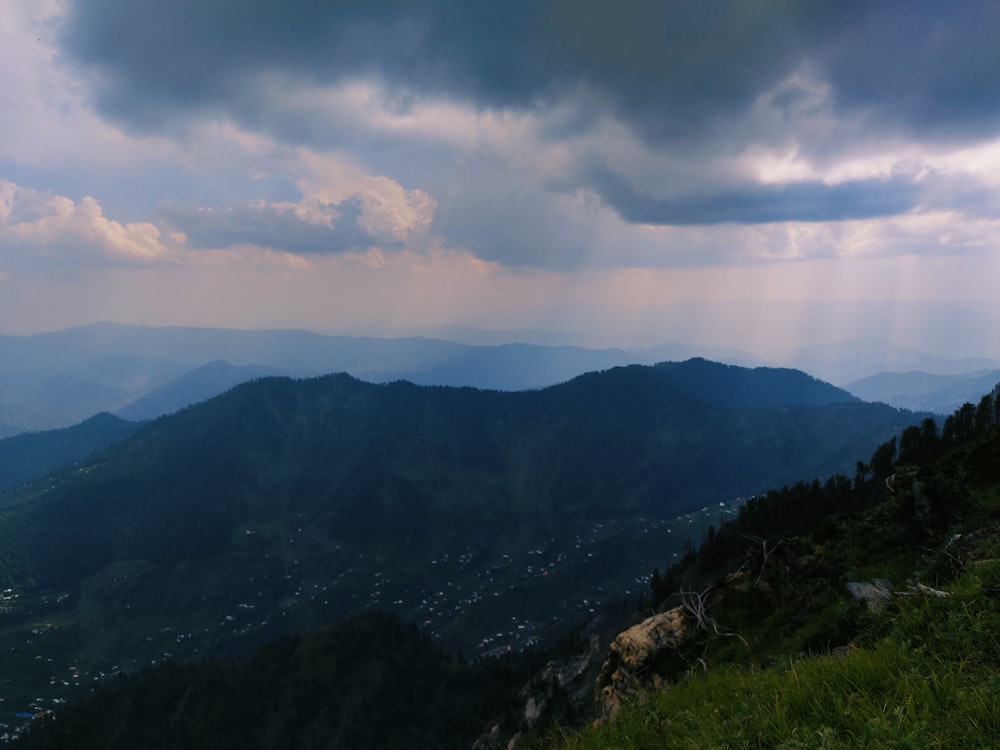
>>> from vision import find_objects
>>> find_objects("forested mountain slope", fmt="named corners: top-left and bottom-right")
top-left (1, 361), bottom-right (910, 592)
top-left (0, 360), bottom-right (926, 738)
top-left (0, 413), bottom-right (141, 492)
top-left (15, 610), bottom-right (534, 750)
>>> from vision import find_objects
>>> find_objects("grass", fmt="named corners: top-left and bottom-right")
top-left (544, 562), bottom-right (1000, 749)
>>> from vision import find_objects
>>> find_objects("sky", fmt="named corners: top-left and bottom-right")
top-left (2, 0), bottom-right (1000, 358)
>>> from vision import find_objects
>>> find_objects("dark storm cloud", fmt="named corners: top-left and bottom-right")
top-left (589, 170), bottom-right (923, 225)
top-left (820, 1), bottom-right (1000, 140)
top-left (61, 1), bottom-right (1000, 143)
top-left (160, 197), bottom-right (381, 254)
top-left (57, 0), bottom-right (1000, 247)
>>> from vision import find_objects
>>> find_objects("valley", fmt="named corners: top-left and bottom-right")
top-left (0, 497), bottom-right (740, 730)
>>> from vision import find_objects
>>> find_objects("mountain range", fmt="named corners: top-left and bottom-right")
top-left (11, 371), bottom-right (1000, 749)
top-left (0, 358), bottom-right (927, 733)
top-left (0, 323), bottom-right (746, 434)
top-left (4, 323), bottom-right (995, 438)
top-left (844, 369), bottom-right (1000, 414)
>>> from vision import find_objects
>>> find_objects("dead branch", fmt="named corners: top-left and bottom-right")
top-left (910, 582), bottom-right (950, 598)
top-left (678, 586), bottom-right (748, 647)
top-left (742, 534), bottom-right (782, 588)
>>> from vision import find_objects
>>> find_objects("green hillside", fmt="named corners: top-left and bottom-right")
top-left (542, 388), bottom-right (1000, 748)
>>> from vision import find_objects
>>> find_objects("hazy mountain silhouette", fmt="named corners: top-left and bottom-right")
top-left (116, 361), bottom-right (288, 421)
top-left (0, 412), bottom-right (141, 491)
top-left (845, 369), bottom-right (1000, 414)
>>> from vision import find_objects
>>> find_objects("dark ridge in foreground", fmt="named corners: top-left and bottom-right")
top-left (14, 610), bottom-right (533, 750)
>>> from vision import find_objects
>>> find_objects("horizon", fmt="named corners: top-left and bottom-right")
top-left (2, 3), bottom-right (999, 361)
top-left (5, 318), bottom-right (1000, 388)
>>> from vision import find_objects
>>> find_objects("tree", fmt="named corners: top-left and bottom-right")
top-left (943, 415), bottom-right (958, 445)
top-left (898, 425), bottom-right (922, 464)
top-left (956, 402), bottom-right (976, 441)
top-left (854, 460), bottom-right (870, 490)
top-left (975, 394), bottom-right (995, 433)
top-left (920, 417), bottom-right (939, 456)
top-left (869, 437), bottom-right (896, 479)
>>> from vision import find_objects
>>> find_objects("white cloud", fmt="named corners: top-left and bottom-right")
top-left (354, 179), bottom-right (435, 244)
top-left (292, 150), bottom-right (437, 246)
top-left (0, 180), bottom-right (177, 268)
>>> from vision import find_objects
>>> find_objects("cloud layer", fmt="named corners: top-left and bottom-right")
top-left (0, 1), bottom-right (997, 355)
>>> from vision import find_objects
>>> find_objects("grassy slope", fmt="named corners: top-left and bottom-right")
top-left (545, 408), bottom-right (1000, 749)
top-left (553, 562), bottom-right (1000, 748)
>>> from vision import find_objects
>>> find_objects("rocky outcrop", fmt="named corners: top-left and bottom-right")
top-left (474, 634), bottom-right (603, 750)
top-left (595, 606), bottom-right (690, 717)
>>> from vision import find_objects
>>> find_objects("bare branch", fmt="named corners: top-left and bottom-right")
top-left (742, 534), bottom-right (782, 588)
top-left (910, 582), bottom-right (950, 598)
top-left (678, 586), bottom-right (748, 648)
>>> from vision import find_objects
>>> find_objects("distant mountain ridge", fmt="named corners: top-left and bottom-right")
top-left (5, 323), bottom-right (994, 436)
top-left (782, 337), bottom-right (1000, 385)
top-left (0, 412), bottom-right (141, 492)
top-left (844, 369), bottom-right (1000, 414)
top-left (655, 359), bottom-right (857, 409)
top-left (116, 361), bottom-right (288, 421)
top-left (0, 323), bottom-right (763, 434)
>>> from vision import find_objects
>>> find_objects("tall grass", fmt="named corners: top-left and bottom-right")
top-left (545, 564), bottom-right (1000, 749)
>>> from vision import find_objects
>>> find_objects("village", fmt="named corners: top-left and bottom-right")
top-left (0, 499), bottom-right (741, 741)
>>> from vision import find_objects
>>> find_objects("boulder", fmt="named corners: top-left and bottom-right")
top-left (595, 606), bottom-right (689, 717)
top-left (474, 634), bottom-right (603, 750)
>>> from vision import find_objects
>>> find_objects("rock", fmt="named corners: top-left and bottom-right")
top-left (595, 607), bottom-right (689, 717)
top-left (473, 634), bottom-right (603, 750)
top-left (845, 578), bottom-right (894, 610)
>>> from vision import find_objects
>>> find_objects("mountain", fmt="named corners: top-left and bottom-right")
top-left (632, 343), bottom-right (766, 369)
top-left (0, 327), bottom-right (190, 431)
top-left (1, 361), bottom-right (905, 589)
top-left (116, 361), bottom-right (288, 421)
top-left (13, 378), bottom-right (1000, 749)
top-left (0, 358), bottom-right (927, 732)
top-left (653, 359), bottom-right (857, 408)
top-left (383, 343), bottom-right (643, 390)
top-left (781, 337), bottom-right (1000, 385)
top-left (844, 369), bottom-right (1000, 414)
top-left (0, 323), bottom-right (774, 435)
top-left (0, 324), bottom-right (628, 432)
top-left (0, 413), bottom-right (142, 492)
